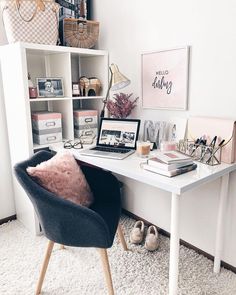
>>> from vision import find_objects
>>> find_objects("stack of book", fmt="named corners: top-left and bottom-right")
top-left (142, 151), bottom-right (197, 177)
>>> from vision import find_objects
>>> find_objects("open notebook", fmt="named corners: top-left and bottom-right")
top-left (79, 118), bottom-right (141, 160)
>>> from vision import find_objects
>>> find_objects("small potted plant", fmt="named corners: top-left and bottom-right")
top-left (106, 93), bottom-right (139, 119)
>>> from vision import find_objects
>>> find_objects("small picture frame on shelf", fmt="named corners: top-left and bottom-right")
top-left (36, 78), bottom-right (64, 98)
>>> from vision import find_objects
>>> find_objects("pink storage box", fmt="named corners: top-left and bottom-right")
top-left (31, 111), bottom-right (62, 145)
top-left (187, 117), bottom-right (236, 164)
top-left (31, 111), bottom-right (62, 130)
top-left (73, 110), bottom-right (98, 139)
top-left (73, 109), bottom-right (98, 128)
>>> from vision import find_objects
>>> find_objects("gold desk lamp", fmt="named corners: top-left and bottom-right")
top-left (100, 64), bottom-right (130, 117)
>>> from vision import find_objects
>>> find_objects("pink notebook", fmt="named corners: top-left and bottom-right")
top-left (187, 117), bottom-right (236, 164)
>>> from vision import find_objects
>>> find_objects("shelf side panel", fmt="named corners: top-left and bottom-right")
top-left (1, 44), bottom-right (39, 235)
top-left (1, 45), bottom-right (33, 164)
top-left (48, 99), bottom-right (74, 140)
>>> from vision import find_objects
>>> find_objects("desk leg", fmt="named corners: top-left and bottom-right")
top-left (214, 173), bottom-right (229, 273)
top-left (169, 193), bottom-right (180, 295)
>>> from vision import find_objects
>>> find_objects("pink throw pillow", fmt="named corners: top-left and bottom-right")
top-left (27, 151), bottom-right (94, 207)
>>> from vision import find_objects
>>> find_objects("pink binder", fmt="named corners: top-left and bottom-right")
top-left (187, 117), bottom-right (236, 164)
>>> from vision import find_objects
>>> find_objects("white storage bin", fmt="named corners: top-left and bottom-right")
top-left (73, 109), bottom-right (98, 129)
top-left (32, 111), bottom-right (62, 131)
top-left (31, 111), bottom-right (62, 145)
top-left (33, 132), bottom-right (62, 145)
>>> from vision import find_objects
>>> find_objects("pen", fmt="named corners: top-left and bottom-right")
top-left (206, 138), bottom-right (225, 164)
top-left (199, 136), bottom-right (216, 162)
top-left (218, 139), bottom-right (225, 147)
top-left (209, 136), bottom-right (217, 148)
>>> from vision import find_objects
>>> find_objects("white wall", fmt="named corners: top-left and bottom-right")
top-left (0, 20), bottom-right (15, 219)
top-left (94, 0), bottom-right (236, 267)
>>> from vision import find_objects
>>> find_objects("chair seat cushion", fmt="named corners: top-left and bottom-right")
top-left (26, 150), bottom-right (94, 207)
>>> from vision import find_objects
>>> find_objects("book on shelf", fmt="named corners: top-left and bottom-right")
top-left (142, 162), bottom-right (197, 177)
top-left (147, 156), bottom-right (193, 171)
top-left (154, 151), bottom-right (191, 164)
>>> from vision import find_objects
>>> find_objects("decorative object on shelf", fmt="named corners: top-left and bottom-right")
top-left (141, 46), bottom-right (189, 110)
top-left (87, 77), bottom-right (101, 96)
top-left (72, 82), bottom-right (80, 97)
top-left (36, 77), bottom-right (64, 98)
top-left (28, 73), bottom-right (38, 99)
top-left (78, 76), bottom-right (101, 96)
top-left (31, 111), bottom-right (62, 145)
top-left (78, 76), bottom-right (89, 96)
top-left (101, 64), bottom-right (130, 118)
top-left (106, 93), bottom-right (138, 119)
top-left (2, 0), bottom-right (60, 45)
top-left (177, 137), bottom-right (225, 166)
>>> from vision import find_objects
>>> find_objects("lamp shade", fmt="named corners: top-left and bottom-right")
top-left (110, 64), bottom-right (130, 91)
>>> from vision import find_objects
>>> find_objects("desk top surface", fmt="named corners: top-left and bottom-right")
top-left (50, 144), bottom-right (236, 195)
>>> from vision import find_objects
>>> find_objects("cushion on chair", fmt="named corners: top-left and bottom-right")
top-left (26, 150), bottom-right (94, 207)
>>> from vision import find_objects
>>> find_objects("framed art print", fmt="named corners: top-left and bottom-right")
top-left (141, 46), bottom-right (189, 110)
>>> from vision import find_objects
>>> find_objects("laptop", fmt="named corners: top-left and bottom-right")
top-left (79, 118), bottom-right (141, 160)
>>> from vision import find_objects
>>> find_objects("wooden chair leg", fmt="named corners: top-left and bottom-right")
top-left (98, 249), bottom-right (114, 295)
top-left (117, 223), bottom-right (128, 251)
top-left (35, 240), bottom-right (54, 295)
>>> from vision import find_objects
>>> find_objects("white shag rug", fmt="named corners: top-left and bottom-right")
top-left (1, 215), bottom-right (236, 295)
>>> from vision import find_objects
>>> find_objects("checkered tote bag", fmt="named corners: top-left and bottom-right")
top-left (2, 0), bottom-right (60, 45)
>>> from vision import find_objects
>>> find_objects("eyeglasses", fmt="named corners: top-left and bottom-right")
top-left (63, 140), bottom-right (83, 149)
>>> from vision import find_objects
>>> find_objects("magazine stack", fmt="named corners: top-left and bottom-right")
top-left (142, 151), bottom-right (197, 177)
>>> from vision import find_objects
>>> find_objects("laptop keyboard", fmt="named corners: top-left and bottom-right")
top-left (91, 147), bottom-right (131, 154)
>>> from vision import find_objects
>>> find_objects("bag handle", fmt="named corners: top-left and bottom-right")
top-left (15, 0), bottom-right (45, 22)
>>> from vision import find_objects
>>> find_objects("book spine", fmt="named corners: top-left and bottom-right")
top-left (169, 164), bottom-right (197, 177)
top-left (142, 164), bottom-right (169, 176)
top-left (142, 163), bottom-right (197, 177)
top-left (147, 161), bottom-right (168, 171)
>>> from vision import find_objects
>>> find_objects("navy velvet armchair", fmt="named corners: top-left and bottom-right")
top-left (14, 150), bottom-right (128, 295)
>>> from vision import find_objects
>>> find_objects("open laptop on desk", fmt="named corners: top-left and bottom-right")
top-left (79, 118), bottom-right (140, 159)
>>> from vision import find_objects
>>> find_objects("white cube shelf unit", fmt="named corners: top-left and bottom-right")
top-left (0, 42), bottom-right (108, 234)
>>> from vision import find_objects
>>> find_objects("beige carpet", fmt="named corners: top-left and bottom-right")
top-left (0, 215), bottom-right (236, 295)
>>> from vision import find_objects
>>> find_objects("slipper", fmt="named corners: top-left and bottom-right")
top-left (145, 225), bottom-right (159, 251)
top-left (130, 220), bottom-right (145, 244)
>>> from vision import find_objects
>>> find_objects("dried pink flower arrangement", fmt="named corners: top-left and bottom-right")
top-left (106, 93), bottom-right (139, 119)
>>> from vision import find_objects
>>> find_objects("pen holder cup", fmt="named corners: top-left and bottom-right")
top-left (177, 139), bottom-right (222, 166)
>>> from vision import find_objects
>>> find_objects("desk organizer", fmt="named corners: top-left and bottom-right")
top-left (31, 111), bottom-right (62, 145)
top-left (177, 139), bottom-right (222, 166)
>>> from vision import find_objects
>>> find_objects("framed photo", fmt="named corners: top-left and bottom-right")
top-left (141, 46), bottom-right (189, 110)
top-left (36, 78), bottom-right (64, 98)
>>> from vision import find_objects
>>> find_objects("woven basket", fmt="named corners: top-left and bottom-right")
top-left (63, 18), bottom-right (99, 48)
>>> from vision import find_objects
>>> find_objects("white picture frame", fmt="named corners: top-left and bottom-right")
top-left (141, 46), bottom-right (189, 110)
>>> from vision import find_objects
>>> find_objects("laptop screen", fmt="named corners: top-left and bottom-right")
top-left (97, 118), bottom-right (140, 149)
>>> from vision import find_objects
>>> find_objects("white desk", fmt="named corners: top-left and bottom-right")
top-left (51, 144), bottom-right (236, 295)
